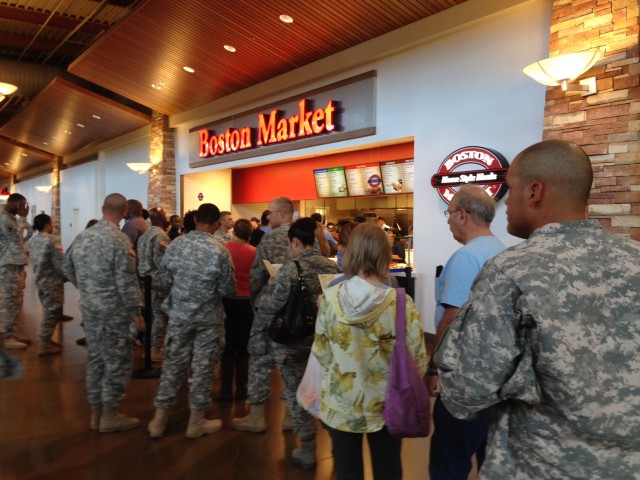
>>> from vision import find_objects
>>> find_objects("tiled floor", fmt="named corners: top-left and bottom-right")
top-left (0, 268), bottom-right (477, 480)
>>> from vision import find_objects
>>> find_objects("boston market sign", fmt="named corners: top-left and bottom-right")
top-left (431, 146), bottom-right (510, 204)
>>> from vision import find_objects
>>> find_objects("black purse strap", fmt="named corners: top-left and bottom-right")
top-left (293, 260), bottom-right (307, 291)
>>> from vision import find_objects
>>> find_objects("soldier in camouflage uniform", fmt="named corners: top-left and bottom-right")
top-left (63, 193), bottom-right (145, 433)
top-left (137, 207), bottom-right (170, 362)
top-left (435, 140), bottom-right (640, 479)
top-left (213, 211), bottom-right (233, 244)
top-left (259, 217), bottom-right (339, 469)
top-left (148, 203), bottom-right (236, 439)
top-left (30, 213), bottom-right (67, 356)
top-left (0, 194), bottom-right (30, 350)
top-left (232, 196), bottom-right (294, 433)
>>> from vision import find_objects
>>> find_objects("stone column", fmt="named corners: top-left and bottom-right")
top-left (147, 111), bottom-right (177, 215)
top-left (542, 0), bottom-right (640, 241)
top-left (51, 155), bottom-right (62, 238)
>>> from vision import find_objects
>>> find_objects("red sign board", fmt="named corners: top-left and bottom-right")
top-left (431, 146), bottom-right (510, 204)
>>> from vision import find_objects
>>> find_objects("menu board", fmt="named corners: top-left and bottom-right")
top-left (345, 163), bottom-right (384, 196)
top-left (313, 167), bottom-right (348, 198)
top-left (380, 159), bottom-right (414, 194)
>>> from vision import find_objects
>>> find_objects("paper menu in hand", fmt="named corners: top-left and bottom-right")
top-left (263, 260), bottom-right (283, 277)
top-left (318, 274), bottom-right (342, 292)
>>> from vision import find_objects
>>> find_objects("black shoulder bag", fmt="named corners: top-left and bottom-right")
top-left (268, 261), bottom-right (318, 344)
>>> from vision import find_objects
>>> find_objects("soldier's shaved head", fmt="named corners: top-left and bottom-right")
top-left (102, 193), bottom-right (128, 217)
top-left (512, 140), bottom-right (593, 206)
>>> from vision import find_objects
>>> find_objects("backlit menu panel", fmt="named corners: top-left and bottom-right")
top-left (380, 159), bottom-right (414, 194)
top-left (345, 163), bottom-right (384, 196)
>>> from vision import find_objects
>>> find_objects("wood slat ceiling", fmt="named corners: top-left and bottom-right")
top-left (0, 77), bottom-right (150, 162)
top-left (69, 0), bottom-right (465, 116)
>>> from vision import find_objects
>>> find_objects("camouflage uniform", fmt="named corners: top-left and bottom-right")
top-left (257, 249), bottom-right (339, 444)
top-left (213, 229), bottom-right (232, 245)
top-left (154, 231), bottom-right (236, 409)
top-left (137, 226), bottom-right (170, 348)
top-left (29, 232), bottom-right (66, 342)
top-left (247, 223), bottom-right (292, 405)
top-left (63, 220), bottom-right (142, 408)
top-left (436, 221), bottom-right (640, 479)
top-left (0, 210), bottom-right (28, 337)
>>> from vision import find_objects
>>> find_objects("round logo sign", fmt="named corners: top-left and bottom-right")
top-left (197, 192), bottom-right (204, 201)
top-left (431, 146), bottom-right (510, 204)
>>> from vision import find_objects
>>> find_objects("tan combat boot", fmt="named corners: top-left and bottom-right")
top-left (231, 404), bottom-right (267, 433)
top-left (148, 407), bottom-right (170, 438)
top-left (98, 406), bottom-right (140, 433)
top-left (185, 409), bottom-right (222, 438)
top-left (90, 405), bottom-right (102, 430)
top-left (37, 341), bottom-right (61, 356)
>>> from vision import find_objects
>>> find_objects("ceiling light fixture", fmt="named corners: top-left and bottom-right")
top-left (224, 45), bottom-right (237, 53)
top-left (92, 114), bottom-right (101, 120)
top-left (279, 14), bottom-right (294, 23)
top-left (183, 66), bottom-right (195, 73)
top-left (0, 82), bottom-right (17, 103)
top-left (151, 82), bottom-right (165, 90)
top-left (127, 162), bottom-right (152, 174)
top-left (77, 123), bottom-right (85, 128)
top-left (523, 51), bottom-right (600, 96)
top-left (35, 185), bottom-right (53, 193)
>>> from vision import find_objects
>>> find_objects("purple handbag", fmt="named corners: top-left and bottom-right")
top-left (383, 288), bottom-right (431, 438)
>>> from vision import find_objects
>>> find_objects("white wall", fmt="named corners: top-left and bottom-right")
top-left (13, 172), bottom-right (54, 223)
top-left (182, 169), bottom-right (232, 213)
top-left (60, 161), bottom-right (99, 249)
top-left (103, 138), bottom-right (150, 207)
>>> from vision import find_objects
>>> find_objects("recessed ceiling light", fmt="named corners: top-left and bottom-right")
top-left (21, 153), bottom-right (27, 157)
top-left (4, 162), bottom-right (9, 165)
top-left (151, 82), bottom-right (165, 90)
top-left (279, 14), bottom-right (294, 23)
top-left (77, 123), bottom-right (85, 128)
top-left (92, 114), bottom-right (101, 120)
top-left (42, 141), bottom-right (48, 145)
top-left (183, 66), bottom-right (195, 73)
top-left (224, 45), bottom-right (237, 53)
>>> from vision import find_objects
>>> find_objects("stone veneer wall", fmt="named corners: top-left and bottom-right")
top-left (51, 155), bottom-right (62, 240)
top-left (543, 0), bottom-right (639, 241)
top-left (147, 111), bottom-right (176, 215)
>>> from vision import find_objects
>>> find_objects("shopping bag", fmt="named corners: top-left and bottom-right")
top-left (296, 352), bottom-right (324, 418)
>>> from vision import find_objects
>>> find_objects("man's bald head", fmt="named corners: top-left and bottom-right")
top-left (102, 193), bottom-right (128, 217)
top-left (512, 140), bottom-right (593, 207)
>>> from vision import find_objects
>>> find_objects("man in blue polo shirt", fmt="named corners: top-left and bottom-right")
top-left (426, 186), bottom-right (505, 480)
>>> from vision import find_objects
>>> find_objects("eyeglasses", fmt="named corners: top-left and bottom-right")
top-left (444, 208), bottom-right (462, 219)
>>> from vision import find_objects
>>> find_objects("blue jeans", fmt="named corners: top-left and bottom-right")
top-left (429, 396), bottom-right (493, 480)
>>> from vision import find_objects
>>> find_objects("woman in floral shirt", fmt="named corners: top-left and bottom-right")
top-left (312, 223), bottom-right (427, 479)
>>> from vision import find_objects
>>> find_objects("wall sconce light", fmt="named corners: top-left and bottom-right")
top-left (0, 82), bottom-right (18, 103)
top-left (35, 185), bottom-right (53, 193)
top-left (523, 51), bottom-right (600, 96)
top-left (127, 162), bottom-right (152, 174)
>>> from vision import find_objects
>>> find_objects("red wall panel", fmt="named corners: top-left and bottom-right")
top-left (232, 142), bottom-right (413, 203)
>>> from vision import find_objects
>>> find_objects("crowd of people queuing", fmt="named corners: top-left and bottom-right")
top-left (0, 140), bottom-right (638, 479)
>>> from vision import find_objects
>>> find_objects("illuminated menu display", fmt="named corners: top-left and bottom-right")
top-left (345, 163), bottom-right (384, 196)
top-left (380, 159), bottom-right (414, 194)
top-left (313, 167), bottom-right (348, 198)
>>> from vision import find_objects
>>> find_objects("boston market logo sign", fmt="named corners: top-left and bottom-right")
top-left (431, 146), bottom-right (509, 204)
top-left (198, 99), bottom-right (336, 159)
